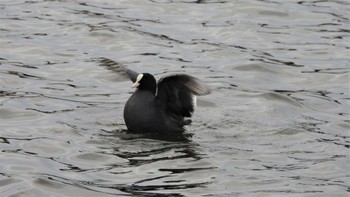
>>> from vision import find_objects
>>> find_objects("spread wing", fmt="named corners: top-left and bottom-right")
top-left (156, 74), bottom-right (210, 118)
top-left (99, 58), bottom-right (139, 82)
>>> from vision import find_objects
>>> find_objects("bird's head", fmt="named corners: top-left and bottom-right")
top-left (132, 73), bottom-right (157, 94)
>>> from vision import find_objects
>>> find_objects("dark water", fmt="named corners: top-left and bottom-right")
top-left (1, 0), bottom-right (349, 196)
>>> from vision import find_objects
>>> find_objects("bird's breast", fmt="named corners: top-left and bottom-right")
top-left (123, 92), bottom-right (159, 132)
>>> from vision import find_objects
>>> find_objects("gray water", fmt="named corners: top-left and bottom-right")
top-left (1, 0), bottom-right (349, 196)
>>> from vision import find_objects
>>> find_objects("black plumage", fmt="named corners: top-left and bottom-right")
top-left (100, 58), bottom-right (210, 138)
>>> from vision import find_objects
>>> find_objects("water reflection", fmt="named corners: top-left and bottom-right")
top-left (35, 128), bottom-right (214, 196)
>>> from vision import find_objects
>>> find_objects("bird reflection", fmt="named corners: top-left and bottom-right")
top-left (93, 128), bottom-right (213, 196)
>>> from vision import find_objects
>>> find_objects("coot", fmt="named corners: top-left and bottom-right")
top-left (100, 58), bottom-right (210, 138)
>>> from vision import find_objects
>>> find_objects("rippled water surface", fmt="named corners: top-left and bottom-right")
top-left (1, 0), bottom-right (349, 196)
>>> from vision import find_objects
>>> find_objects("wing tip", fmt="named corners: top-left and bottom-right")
top-left (185, 75), bottom-right (211, 96)
top-left (98, 58), bottom-right (139, 82)
top-left (159, 73), bottom-right (211, 96)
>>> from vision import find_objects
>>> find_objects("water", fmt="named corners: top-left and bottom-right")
top-left (0, 0), bottom-right (349, 196)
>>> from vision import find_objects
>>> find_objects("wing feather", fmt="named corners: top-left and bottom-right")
top-left (99, 58), bottom-right (139, 82)
top-left (156, 74), bottom-right (210, 118)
